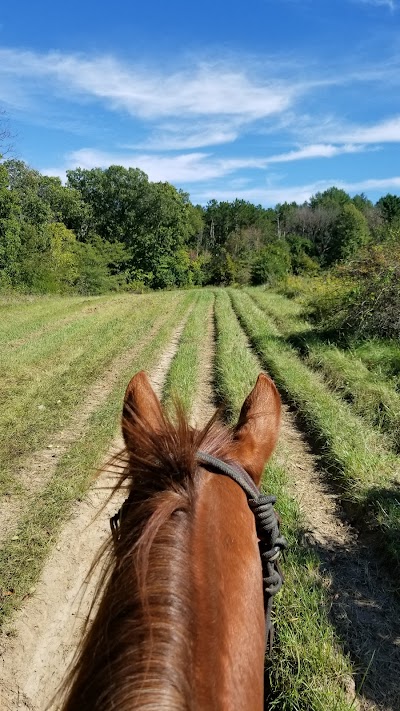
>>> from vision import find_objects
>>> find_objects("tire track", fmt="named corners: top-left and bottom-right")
top-left (0, 314), bottom-right (190, 711)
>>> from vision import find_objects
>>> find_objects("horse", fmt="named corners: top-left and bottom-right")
top-left (60, 369), bottom-right (283, 710)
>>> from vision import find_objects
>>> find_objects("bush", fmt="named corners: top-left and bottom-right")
top-left (310, 244), bottom-right (400, 339)
top-left (251, 243), bottom-right (291, 285)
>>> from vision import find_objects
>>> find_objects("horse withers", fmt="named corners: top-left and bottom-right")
top-left (61, 370), bottom-right (282, 710)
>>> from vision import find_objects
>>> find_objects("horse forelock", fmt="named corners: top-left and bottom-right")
top-left (60, 406), bottom-right (234, 711)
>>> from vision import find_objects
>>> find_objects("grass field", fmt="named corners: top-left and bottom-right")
top-left (242, 287), bottom-right (400, 569)
top-left (1, 287), bottom-right (399, 710)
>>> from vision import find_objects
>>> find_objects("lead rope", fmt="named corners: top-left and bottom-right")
top-left (196, 451), bottom-right (287, 654)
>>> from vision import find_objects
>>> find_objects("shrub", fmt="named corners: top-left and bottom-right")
top-left (251, 243), bottom-right (291, 285)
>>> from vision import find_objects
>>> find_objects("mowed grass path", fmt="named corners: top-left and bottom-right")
top-left (0, 290), bottom-right (197, 625)
top-left (1, 288), bottom-right (385, 710)
top-left (232, 288), bottom-right (400, 573)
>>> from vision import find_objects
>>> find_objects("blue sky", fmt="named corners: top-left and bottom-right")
top-left (1, 0), bottom-right (400, 206)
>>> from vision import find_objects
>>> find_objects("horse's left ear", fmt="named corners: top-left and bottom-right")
top-left (122, 370), bottom-right (164, 447)
top-left (232, 373), bottom-right (281, 487)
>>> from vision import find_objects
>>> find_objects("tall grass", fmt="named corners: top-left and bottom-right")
top-left (0, 293), bottom-right (183, 495)
top-left (249, 288), bottom-right (400, 451)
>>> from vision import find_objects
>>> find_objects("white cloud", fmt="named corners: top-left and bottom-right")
top-left (294, 114), bottom-right (400, 148)
top-left (192, 176), bottom-right (400, 206)
top-left (44, 142), bottom-right (367, 185)
top-left (333, 116), bottom-right (400, 144)
top-left (126, 120), bottom-right (243, 150)
top-left (265, 143), bottom-right (365, 162)
top-left (0, 49), bottom-right (294, 121)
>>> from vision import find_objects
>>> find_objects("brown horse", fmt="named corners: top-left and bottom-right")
top-left (60, 370), bottom-right (282, 710)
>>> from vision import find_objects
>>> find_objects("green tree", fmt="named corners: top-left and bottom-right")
top-left (309, 186), bottom-right (351, 211)
top-left (376, 194), bottom-right (400, 225)
top-left (251, 243), bottom-right (291, 285)
top-left (0, 163), bottom-right (21, 285)
top-left (327, 203), bottom-right (370, 264)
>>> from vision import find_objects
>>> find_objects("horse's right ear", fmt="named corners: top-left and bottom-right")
top-left (122, 371), bottom-right (164, 446)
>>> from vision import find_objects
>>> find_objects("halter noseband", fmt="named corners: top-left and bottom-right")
top-left (110, 451), bottom-right (287, 654)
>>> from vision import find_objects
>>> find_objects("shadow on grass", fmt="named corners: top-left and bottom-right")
top-left (311, 526), bottom-right (400, 709)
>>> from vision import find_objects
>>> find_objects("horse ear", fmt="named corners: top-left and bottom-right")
top-left (232, 373), bottom-right (281, 487)
top-left (122, 371), bottom-right (164, 446)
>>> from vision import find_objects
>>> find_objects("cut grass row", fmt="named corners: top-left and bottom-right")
top-left (0, 293), bottom-right (107, 345)
top-left (214, 290), bottom-right (355, 711)
top-left (0, 292), bottom-right (183, 496)
top-left (248, 288), bottom-right (400, 452)
top-left (230, 289), bottom-right (400, 573)
top-left (163, 289), bottom-right (214, 415)
top-left (0, 292), bottom-right (196, 627)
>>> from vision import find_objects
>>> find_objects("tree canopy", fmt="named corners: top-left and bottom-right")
top-left (0, 157), bottom-right (398, 293)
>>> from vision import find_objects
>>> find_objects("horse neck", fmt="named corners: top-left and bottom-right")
top-left (191, 470), bottom-right (265, 711)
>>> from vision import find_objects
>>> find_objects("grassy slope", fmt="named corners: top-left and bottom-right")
top-left (0, 290), bottom-right (196, 626)
top-left (214, 290), bottom-right (355, 711)
top-left (231, 289), bottom-right (400, 572)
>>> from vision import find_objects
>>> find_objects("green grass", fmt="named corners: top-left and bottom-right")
top-left (248, 288), bottom-right (400, 452)
top-left (0, 292), bottom-right (184, 495)
top-left (230, 289), bottom-right (400, 572)
top-left (306, 344), bottom-right (400, 451)
top-left (246, 287), bottom-right (312, 337)
top-left (0, 293), bottom-right (106, 345)
top-left (163, 289), bottom-right (215, 415)
top-left (214, 290), bottom-right (355, 710)
top-left (353, 339), bottom-right (400, 386)
top-left (0, 291), bottom-right (196, 627)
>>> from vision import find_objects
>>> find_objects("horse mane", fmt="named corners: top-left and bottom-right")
top-left (60, 404), bottom-right (234, 711)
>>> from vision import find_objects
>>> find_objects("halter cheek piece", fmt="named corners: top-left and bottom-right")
top-left (110, 451), bottom-right (287, 654)
top-left (196, 452), bottom-right (287, 654)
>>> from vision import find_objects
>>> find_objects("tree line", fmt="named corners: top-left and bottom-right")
top-left (1, 158), bottom-right (400, 294)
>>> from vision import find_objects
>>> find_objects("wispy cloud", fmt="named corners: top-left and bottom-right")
top-left (0, 48), bottom-right (294, 121)
top-left (192, 176), bottom-right (400, 206)
top-left (43, 142), bottom-right (368, 186)
top-left (300, 115), bottom-right (400, 145)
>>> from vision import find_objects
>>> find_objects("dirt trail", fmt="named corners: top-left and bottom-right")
top-left (275, 403), bottom-right (400, 711)
top-left (0, 313), bottom-right (167, 547)
top-left (0, 316), bottom-right (189, 711)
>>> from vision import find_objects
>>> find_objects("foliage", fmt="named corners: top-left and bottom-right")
top-left (251, 242), bottom-right (291, 285)
top-left (1, 151), bottom-right (400, 307)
